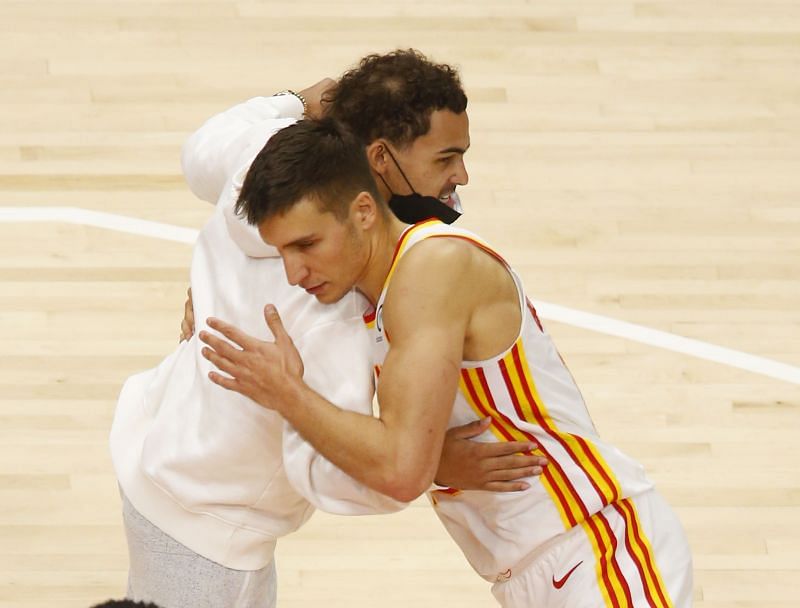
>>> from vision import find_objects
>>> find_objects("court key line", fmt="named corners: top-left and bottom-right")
top-left (2, 205), bottom-right (799, 386)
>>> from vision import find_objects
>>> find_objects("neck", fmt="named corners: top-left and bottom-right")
top-left (372, 169), bottom-right (394, 203)
top-left (356, 213), bottom-right (408, 305)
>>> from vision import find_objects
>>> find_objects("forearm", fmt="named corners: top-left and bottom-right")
top-left (181, 95), bottom-right (302, 204)
top-left (278, 379), bottom-right (435, 502)
top-left (282, 421), bottom-right (408, 514)
top-left (199, 308), bottom-right (449, 502)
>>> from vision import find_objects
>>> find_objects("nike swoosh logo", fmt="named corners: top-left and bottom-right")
top-left (552, 560), bottom-right (583, 589)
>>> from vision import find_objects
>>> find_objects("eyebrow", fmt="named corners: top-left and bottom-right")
top-left (438, 143), bottom-right (471, 155)
top-left (284, 234), bottom-right (316, 248)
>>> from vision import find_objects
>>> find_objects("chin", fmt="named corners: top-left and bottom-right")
top-left (315, 289), bottom-right (348, 305)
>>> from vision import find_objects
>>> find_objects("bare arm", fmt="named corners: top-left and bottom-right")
top-left (199, 243), bottom-right (476, 502)
top-left (281, 315), bottom-right (407, 514)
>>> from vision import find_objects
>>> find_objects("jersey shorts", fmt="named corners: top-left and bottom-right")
top-left (491, 489), bottom-right (693, 608)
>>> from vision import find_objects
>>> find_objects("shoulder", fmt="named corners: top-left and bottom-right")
top-left (398, 235), bottom-right (478, 282)
top-left (383, 236), bottom-right (480, 325)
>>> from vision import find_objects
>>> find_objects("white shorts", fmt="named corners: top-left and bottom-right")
top-left (491, 490), bottom-right (693, 608)
top-left (122, 493), bottom-right (277, 608)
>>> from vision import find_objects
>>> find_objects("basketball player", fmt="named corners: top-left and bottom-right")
top-left (199, 118), bottom-right (694, 607)
top-left (111, 50), bottom-right (547, 608)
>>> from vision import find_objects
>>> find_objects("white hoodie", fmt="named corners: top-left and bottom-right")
top-left (110, 95), bottom-right (405, 571)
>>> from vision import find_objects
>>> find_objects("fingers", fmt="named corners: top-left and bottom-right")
top-left (476, 439), bottom-right (539, 458)
top-left (480, 480), bottom-right (531, 492)
top-left (199, 328), bottom-right (246, 364)
top-left (180, 286), bottom-right (195, 342)
top-left (205, 317), bottom-right (258, 351)
top-left (184, 290), bottom-right (195, 324)
top-left (207, 369), bottom-right (241, 393)
top-left (180, 319), bottom-right (192, 342)
top-left (263, 305), bottom-right (289, 345)
top-left (201, 344), bottom-right (242, 380)
top-left (488, 463), bottom-right (546, 481)
top-left (446, 417), bottom-right (491, 440)
top-left (487, 452), bottom-right (549, 471)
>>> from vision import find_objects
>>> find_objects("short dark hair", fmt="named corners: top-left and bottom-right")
top-left (325, 49), bottom-right (467, 147)
top-left (235, 118), bottom-right (383, 225)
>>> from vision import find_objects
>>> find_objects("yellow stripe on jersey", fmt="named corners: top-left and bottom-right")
top-left (458, 367), bottom-right (582, 530)
top-left (581, 515), bottom-right (620, 608)
top-left (505, 340), bottom-right (623, 508)
top-left (615, 499), bottom-right (674, 608)
top-left (382, 219), bottom-right (439, 292)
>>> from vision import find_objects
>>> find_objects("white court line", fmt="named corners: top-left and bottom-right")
top-left (2, 206), bottom-right (799, 385)
top-left (0, 206), bottom-right (199, 243)
top-left (534, 302), bottom-right (800, 385)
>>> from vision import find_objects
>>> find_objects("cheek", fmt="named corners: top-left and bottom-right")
top-left (424, 167), bottom-right (448, 191)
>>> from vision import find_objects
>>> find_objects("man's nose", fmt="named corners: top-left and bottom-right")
top-left (283, 256), bottom-right (309, 286)
top-left (452, 158), bottom-right (469, 186)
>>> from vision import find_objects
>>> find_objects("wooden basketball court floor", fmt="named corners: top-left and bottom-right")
top-left (1, 1), bottom-right (799, 606)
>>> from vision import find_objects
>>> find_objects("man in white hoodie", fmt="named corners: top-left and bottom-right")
top-left (110, 50), bottom-right (547, 608)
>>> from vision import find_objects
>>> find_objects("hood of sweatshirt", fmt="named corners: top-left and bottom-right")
top-left (223, 164), bottom-right (280, 259)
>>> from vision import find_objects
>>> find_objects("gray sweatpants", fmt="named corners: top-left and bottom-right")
top-left (122, 493), bottom-right (277, 608)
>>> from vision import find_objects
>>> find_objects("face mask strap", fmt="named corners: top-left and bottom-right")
top-left (382, 143), bottom-right (419, 194)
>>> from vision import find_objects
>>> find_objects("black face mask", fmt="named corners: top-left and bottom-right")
top-left (387, 192), bottom-right (462, 224)
top-left (380, 146), bottom-right (462, 225)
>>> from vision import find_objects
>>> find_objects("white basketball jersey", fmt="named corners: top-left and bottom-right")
top-left (363, 219), bottom-right (654, 581)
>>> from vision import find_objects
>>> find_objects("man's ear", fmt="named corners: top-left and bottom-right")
top-left (350, 191), bottom-right (380, 230)
top-left (365, 140), bottom-right (390, 176)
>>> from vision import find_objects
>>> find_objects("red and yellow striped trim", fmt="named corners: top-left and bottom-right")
top-left (581, 509), bottom-right (634, 607)
top-left (458, 336), bottom-right (624, 531)
top-left (612, 498), bottom-right (674, 607)
top-left (504, 340), bottom-right (621, 506)
top-left (382, 218), bottom-right (440, 291)
top-left (459, 366), bottom-right (584, 528)
top-left (580, 498), bottom-right (674, 608)
top-left (526, 297), bottom-right (544, 332)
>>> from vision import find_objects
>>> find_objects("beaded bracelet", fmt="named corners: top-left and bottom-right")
top-left (274, 89), bottom-right (308, 116)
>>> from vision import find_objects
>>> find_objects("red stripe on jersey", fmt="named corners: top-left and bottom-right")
top-left (583, 513), bottom-right (623, 608)
top-left (526, 298), bottom-right (544, 332)
top-left (497, 359), bottom-right (585, 526)
top-left (595, 510), bottom-right (635, 607)
top-left (504, 348), bottom-right (602, 518)
top-left (510, 344), bottom-right (616, 509)
top-left (612, 502), bottom-right (658, 607)
top-left (617, 499), bottom-right (672, 607)
top-left (464, 368), bottom-right (579, 527)
top-left (460, 370), bottom-right (517, 443)
top-left (572, 434), bottom-right (620, 505)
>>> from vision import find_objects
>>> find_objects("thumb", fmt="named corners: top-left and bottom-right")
top-left (264, 304), bottom-right (289, 343)
top-left (448, 417), bottom-right (491, 440)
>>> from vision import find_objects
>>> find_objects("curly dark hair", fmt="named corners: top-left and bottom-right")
top-left (325, 49), bottom-right (467, 147)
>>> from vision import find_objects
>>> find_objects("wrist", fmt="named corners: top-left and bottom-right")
top-left (273, 89), bottom-right (307, 117)
top-left (273, 375), bottom-right (311, 420)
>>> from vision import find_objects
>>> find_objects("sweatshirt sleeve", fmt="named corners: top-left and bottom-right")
top-left (282, 311), bottom-right (408, 515)
top-left (181, 95), bottom-right (303, 204)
